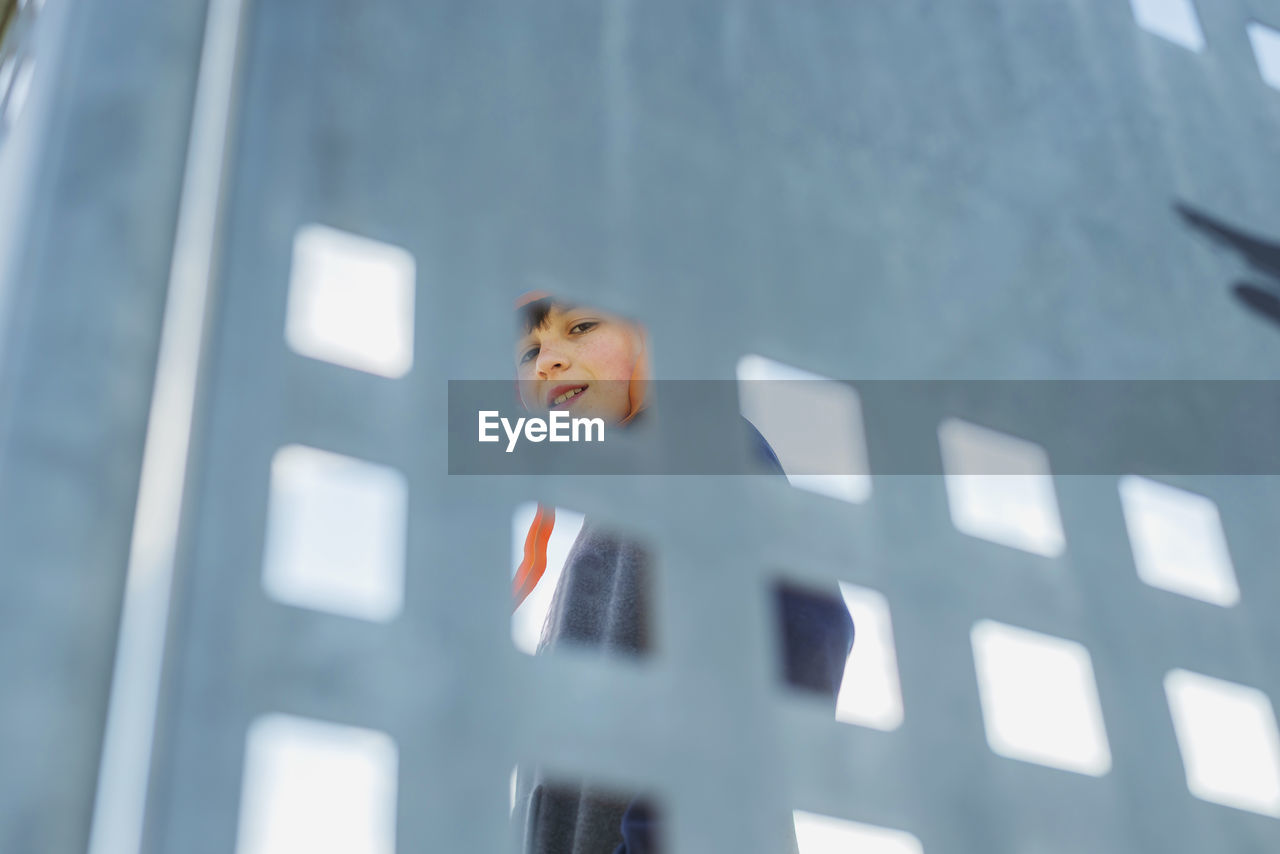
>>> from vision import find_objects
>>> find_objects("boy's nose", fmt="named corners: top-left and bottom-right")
top-left (535, 346), bottom-right (570, 377)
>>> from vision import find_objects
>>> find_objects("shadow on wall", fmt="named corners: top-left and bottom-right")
top-left (1177, 202), bottom-right (1280, 328)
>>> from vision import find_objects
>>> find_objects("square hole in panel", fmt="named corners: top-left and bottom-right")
top-left (774, 581), bottom-right (857, 703)
top-left (511, 506), bottom-right (655, 659)
top-left (263, 444), bottom-right (408, 622)
top-left (793, 810), bottom-right (923, 854)
top-left (971, 621), bottom-right (1112, 776)
top-left (513, 294), bottom-right (649, 426)
top-left (286, 224), bottom-right (415, 378)
top-left (1129, 0), bottom-right (1206, 51)
top-left (236, 714), bottom-right (398, 854)
top-left (939, 418), bottom-right (1065, 557)
top-left (736, 354), bottom-right (871, 503)
top-left (1165, 669), bottom-right (1280, 817)
top-left (512, 502), bottom-right (586, 655)
top-left (1248, 22), bottom-right (1280, 91)
top-left (515, 774), bottom-right (661, 853)
top-left (1119, 476), bottom-right (1239, 606)
top-left (835, 583), bottom-right (904, 731)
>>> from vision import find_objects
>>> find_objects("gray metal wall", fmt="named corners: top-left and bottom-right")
top-left (2, 1), bottom-right (1279, 853)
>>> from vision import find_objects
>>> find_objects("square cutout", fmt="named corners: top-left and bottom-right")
top-left (236, 714), bottom-right (398, 854)
top-left (516, 775), bottom-right (660, 853)
top-left (1129, 0), bottom-right (1206, 51)
top-left (1165, 669), bottom-right (1280, 817)
top-left (835, 583), bottom-right (904, 731)
top-left (775, 581), bottom-right (857, 702)
top-left (1248, 22), bottom-right (1280, 91)
top-left (510, 507), bottom-right (655, 659)
top-left (793, 810), bottom-right (923, 854)
top-left (286, 224), bottom-right (415, 378)
top-left (263, 445), bottom-right (408, 622)
top-left (1119, 476), bottom-right (1239, 606)
top-left (736, 354), bottom-right (871, 503)
top-left (971, 621), bottom-right (1112, 776)
top-left (939, 419), bottom-right (1065, 557)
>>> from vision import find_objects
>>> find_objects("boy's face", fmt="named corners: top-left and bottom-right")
top-left (515, 303), bottom-right (645, 424)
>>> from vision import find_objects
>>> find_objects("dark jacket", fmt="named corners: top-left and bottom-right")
top-left (516, 418), bottom-right (855, 854)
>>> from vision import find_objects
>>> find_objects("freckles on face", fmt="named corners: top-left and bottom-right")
top-left (515, 306), bottom-right (643, 423)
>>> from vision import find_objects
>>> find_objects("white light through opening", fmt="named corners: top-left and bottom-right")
top-left (511, 502), bottom-right (586, 655)
top-left (263, 445), bottom-right (408, 622)
top-left (835, 583), bottom-right (904, 731)
top-left (939, 419), bottom-right (1065, 557)
top-left (286, 224), bottom-right (415, 377)
top-left (1129, 0), bottom-right (1206, 51)
top-left (793, 810), bottom-right (923, 854)
top-left (1119, 476), bottom-right (1239, 606)
top-left (1165, 669), bottom-right (1280, 817)
top-left (971, 621), bottom-right (1112, 776)
top-left (236, 714), bottom-right (398, 854)
top-left (736, 354), bottom-right (871, 504)
top-left (1247, 21), bottom-right (1280, 91)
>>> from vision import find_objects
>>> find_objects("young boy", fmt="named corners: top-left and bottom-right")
top-left (512, 294), bottom-right (854, 854)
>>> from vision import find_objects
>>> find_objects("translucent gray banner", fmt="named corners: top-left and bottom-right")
top-left (447, 380), bottom-right (1280, 475)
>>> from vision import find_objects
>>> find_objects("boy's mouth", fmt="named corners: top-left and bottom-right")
top-left (548, 384), bottom-right (588, 409)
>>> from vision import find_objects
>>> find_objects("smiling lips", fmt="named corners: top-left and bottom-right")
top-left (548, 384), bottom-right (588, 408)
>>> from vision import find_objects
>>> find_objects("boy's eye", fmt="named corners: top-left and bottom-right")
top-left (519, 346), bottom-right (539, 365)
top-left (569, 321), bottom-right (597, 334)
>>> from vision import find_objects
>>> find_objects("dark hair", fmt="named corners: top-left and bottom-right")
top-left (517, 297), bottom-right (576, 335)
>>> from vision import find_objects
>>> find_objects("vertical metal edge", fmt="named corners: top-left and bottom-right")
top-left (84, 0), bottom-right (250, 850)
